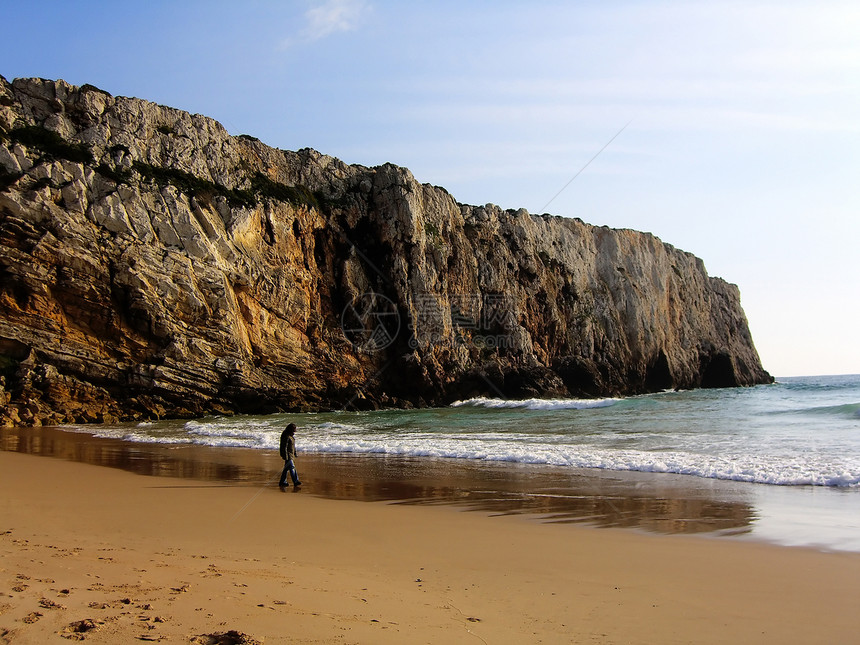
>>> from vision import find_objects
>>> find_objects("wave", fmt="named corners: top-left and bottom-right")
top-left (84, 419), bottom-right (860, 487)
top-left (450, 397), bottom-right (618, 411)
top-left (67, 377), bottom-right (860, 490)
top-left (81, 419), bottom-right (282, 450)
top-left (300, 438), bottom-right (860, 488)
top-left (809, 402), bottom-right (860, 418)
top-left (769, 402), bottom-right (860, 419)
top-left (778, 374), bottom-right (860, 392)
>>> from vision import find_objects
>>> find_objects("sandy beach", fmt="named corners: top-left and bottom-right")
top-left (1, 449), bottom-right (859, 644)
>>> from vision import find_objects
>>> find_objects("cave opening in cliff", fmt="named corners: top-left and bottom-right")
top-left (644, 350), bottom-right (673, 392)
top-left (701, 353), bottom-right (738, 389)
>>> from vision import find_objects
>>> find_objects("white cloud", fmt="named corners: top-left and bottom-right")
top-left (307, 0), bottom-right (367, 39)
top-left (282, 0), bottom-right (370, 48)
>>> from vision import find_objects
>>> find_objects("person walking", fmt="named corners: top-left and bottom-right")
top-left (279, 423), bottom-right (301, 488)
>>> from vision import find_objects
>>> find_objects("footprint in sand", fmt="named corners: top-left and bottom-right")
top-left (60, 618), bottom-right (101, 640)
top-left (191, 631), bottom-right (261, 645)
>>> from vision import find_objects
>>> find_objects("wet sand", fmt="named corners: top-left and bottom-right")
top-left (1, 425), bottom-right (759, 536)
top-left (5, 424), bottom-right (860, 552)
top-left (2, 432), bottom-right (860, 643)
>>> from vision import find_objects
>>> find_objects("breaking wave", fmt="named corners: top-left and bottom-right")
top-left (451, 397), bottom-right (618, 411)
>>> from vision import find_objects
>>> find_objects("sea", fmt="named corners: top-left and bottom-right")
top-left (4, 374), bottom-right (859, 552)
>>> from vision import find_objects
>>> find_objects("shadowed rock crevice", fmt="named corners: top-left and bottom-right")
top-left (0, 75), bottom-right (771, 425)
top-left (645, 350), bottom-right (674, 392)
top-left (700, 352), bottom-right (739, 389)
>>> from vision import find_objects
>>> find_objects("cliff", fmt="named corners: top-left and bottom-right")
top-left (0, 76), bottom-right (771, 426)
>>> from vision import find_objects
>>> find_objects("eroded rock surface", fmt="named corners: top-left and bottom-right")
top-left (0, 76), bottom-right (771, 425)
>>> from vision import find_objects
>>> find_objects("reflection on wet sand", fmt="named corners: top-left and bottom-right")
top-left (1, 425), bottom-right (756, 536)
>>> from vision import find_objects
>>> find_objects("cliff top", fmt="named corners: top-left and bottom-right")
top-left (1, 74), bottom-right (703, 273)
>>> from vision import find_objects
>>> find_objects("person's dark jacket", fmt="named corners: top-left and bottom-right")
top-left (279, 430), bottom-right (296, 461)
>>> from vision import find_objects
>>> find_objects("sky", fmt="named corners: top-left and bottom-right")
top-left (1, 0), bottom-right (858, 377)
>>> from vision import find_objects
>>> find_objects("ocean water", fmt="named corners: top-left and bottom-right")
top-left (50, 373), bottom-right (860, 551)
top-left (92, 374), bottom-right (860, 489)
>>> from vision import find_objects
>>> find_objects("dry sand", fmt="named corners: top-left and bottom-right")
top-left (1, 450), bottom-right (859, 644)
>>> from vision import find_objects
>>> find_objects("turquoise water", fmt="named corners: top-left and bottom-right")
top-left (90, 374), bottom-right (860, 489)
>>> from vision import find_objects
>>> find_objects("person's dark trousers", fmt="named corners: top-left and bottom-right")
top-left (279, 459), bottom-right (300, 486)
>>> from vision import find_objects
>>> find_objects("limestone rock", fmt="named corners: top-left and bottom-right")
top-left (0, 75), bottom-right (771, 425)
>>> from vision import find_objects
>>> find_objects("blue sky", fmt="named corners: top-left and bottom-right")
top-left (2, 0), bottom-right (858, 376)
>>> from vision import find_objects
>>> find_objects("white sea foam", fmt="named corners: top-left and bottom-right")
top-left (121, 433), bottom-right (190, 445)
top-left (450, 397), bottom-right (618, 410)
top-left (299, 437), bottom-right (860, 487)
top-left (315, 422), bottom-right (368, 434)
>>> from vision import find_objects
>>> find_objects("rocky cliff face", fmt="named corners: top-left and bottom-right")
top-left (0, 76), bottom-right (771, 426)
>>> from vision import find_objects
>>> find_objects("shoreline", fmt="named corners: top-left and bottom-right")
top-left (3, 449), bottom-right (860, 643)
top-left (0, 424), bottom-right (767, 536)
top-left (3, 424), bottom-right (860, 553)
